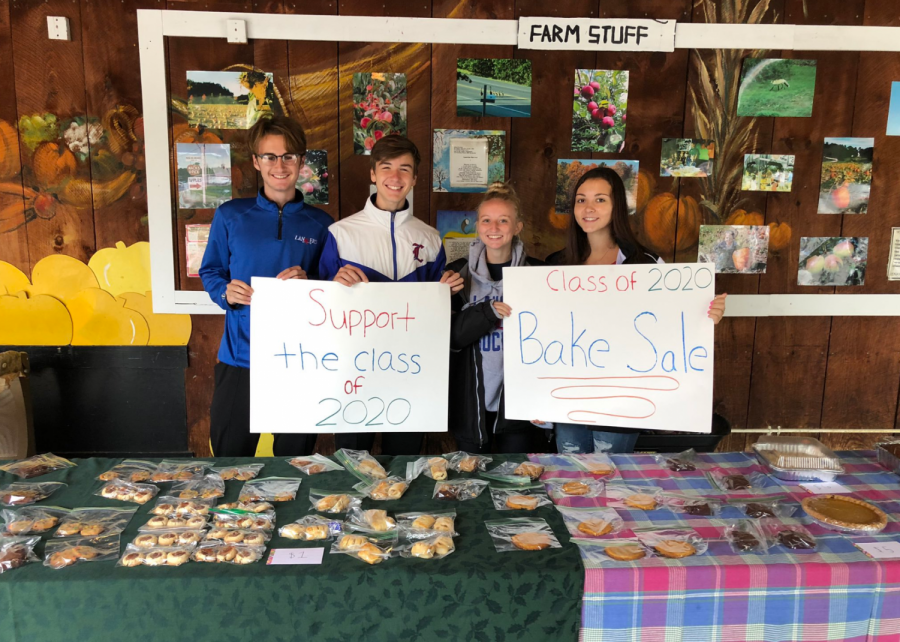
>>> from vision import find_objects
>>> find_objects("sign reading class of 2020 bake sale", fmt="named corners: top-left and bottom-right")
top-left (503, 264), bottom-right (715, 433)
top-left (250, 279), bottom-right (450, 434)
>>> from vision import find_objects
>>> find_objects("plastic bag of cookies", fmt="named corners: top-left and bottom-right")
top-left (554, 505), bottom-right (623, 538)
top-left (659, 493), bottom-right (722, 517)
top-left (2, 506), bottom-right (69, 535)
top-left (544, 478), bottom-right (605, 500)
top-left (118, 543), bottom-right (195, 568)
top-left (397, 533), bottom-right (455, 560)
top-left (445, 451), bottom-right (492, 474)
top-left (238, 477), bottom-right (301, 503)
top-left (759, 518), bottom-right (817, 551)
top-left (345, 507), bottom-right (397, 534)
top-left (192, 542), bottom-right (265, 565)
top-left (209, 463), bottom-right (265, 481)
top-left (150, 460), bottom-right (213, 484)
top-left (208, 508), bottom-right (275, 531)
top-left (43, 533), bottom-right (120, 569)
top-left (0, 534), bottom-right (40, 573)
top-left (286, 454), bottom-right (344, 475)
top-left (559, 453), bottom-right (618, 479)
top-left (433, 479), bottom-right (489, 502)
top-left (725, 520), bottom-right (770, 554)
top-left (132, 529), bottom-right (205, 549)
top-left (279, 515), bottom-right (343, 541)
top-left (407, 456), bottom-right (452, 481)
top-left (334, 448), bottom-right (389, 482)
top-left (140, 513), bottom-right (209, 531)
top-left (152, 496), bottom-right (216, 517)
top-left (217, 500), bottom-right (274, 513)
top-left (53, 507), bottom-right (137, 538)
top-left (634, 528), bottom-right (708, 559)
top-left (706, 468), bottom-right (768, 494)
top-left (97, 459), bottom-right (157, 483)
top-left (490, 486), bottom-right (553, 511)
top-left (309, 489), bottom-right (362, 514)
top-left (571, 538), bottom-right (650, 563)
top-left (170, 474), bottom-right (226, 500)
top-left (652, 448), bottom-right (700, 474)
top-left (0, 481), bottom-right (67, 506)
top-left (484, 517), bottom-right (561, 552)
top-left (203, 527), bottom-right (270, 546)
top-left (396, 511), bottom-right (458, 536)
top-left (95, 479), bottom-right (159, 505)
top-left (330, 532), bottom-right (395, 565)
top-left (481, 461), bottom-right (543, 485)
top-left (604, 484), bottom-right (664, 511)
top-left (727, 496), bottom-right (797, 520)
top-left (0, 453), bottom-right (76, 479)
top-left (354, 476), bottom-right (409, 501)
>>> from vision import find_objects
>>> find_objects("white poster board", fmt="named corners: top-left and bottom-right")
top-left (249, 278), bottom-right (450, 434)
top-left (503, 264), bottom-right (714, 433)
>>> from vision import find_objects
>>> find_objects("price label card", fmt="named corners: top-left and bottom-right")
top-left (798, 481), bottom-right (852, 494)
top-left (853, 541), bottom-right (900, 560)
top-left (266, 548), bottom-right (325, 565)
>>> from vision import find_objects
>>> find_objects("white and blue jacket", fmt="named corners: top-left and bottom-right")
top-left (318, 195), bottom-right (446, 283)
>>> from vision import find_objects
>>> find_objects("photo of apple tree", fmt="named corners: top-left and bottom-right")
top-left (352, 72), bottom-right (407, 155)
top-left (571, 69), bottom-right (628, 153)
top-left (798, 237), bottom-right (868, 287)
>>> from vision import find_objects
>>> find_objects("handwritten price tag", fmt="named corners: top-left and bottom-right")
top-left (798, 481), bottom-right (852, 494)
top-left (853, 541), bottom-right (900, 560)
top-left (266, 548), bottom-right (325, 565)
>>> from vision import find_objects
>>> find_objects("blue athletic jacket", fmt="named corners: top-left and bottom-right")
top-left (199, 189), bottom-right (334, 368)
top-left (318, 195), bottom-right (446, 282)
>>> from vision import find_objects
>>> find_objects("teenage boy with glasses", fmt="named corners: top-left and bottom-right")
top-left (200, 115), bottom-right (333, 457)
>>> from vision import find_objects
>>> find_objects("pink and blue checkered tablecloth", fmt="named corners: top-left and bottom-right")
top-left (530, 450), bottom-right (900, 642)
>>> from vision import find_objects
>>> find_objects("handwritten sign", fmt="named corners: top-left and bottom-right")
top-left (266, 548), bottom-right (325, 565)
top-left (503, 264), bottom-right (714, 433)
top-left (518, 18), bottom-right (676, 52)
top-left (853, 541), bottom-right (900, 560)
top-left (249, 278), bottom-right (449, 434)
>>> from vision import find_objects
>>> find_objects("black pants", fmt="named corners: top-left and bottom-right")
top-left (454, 411), bottom-right (555, 454)
top-left (334, 432), bottom-right (424, 456)
top-left (209, 363), bottom-right (316, 457)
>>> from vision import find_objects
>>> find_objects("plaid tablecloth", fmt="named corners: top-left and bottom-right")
top-left (530, 450), bottom-right (900, 642)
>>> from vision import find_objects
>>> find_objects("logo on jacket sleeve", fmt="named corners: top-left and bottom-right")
top-left (294, 235), bottom-right (318, 245)
top-left (412, 243), bottom-right (425, 263)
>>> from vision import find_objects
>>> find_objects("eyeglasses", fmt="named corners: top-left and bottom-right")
top-left (255, 153), bottom-right (303, 166)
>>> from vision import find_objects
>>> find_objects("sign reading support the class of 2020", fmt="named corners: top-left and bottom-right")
top-left (503, 264), bottom-right (714, 433)
top-left (517, 17), bottom-right (676, 52)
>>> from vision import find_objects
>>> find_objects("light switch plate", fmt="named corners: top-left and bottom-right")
top-left (226, 19), bottom-right (247, 44)
top-left (47, 16), bottom-right (70, 41)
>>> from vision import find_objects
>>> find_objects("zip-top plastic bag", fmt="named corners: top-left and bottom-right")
top-left (633, 527), bottom-right (708, 558)
top-left (0, 453), bottom-right (75, 479)
top-left (44, 533), bottom-right (120, 569)
top-left (141, 514), bottom-right (209, 531)
top-left (725, 520), bottom-right (770, 554)
top-left (152, 496), bottom-right (216, 517)
top-left (309, 489), bottom-right (363, 514)
top-left (335, 448), bottom-right (388, 482)
top-left (133, 529), bottom-right (206, 548)
top-left (481, 461), bottom-right (543, 485)
top-left (208, 508), bottom-right (275, 531)
top-left (604, 484), bottom-right (665, 511)
top-left (554, 453), bottom-right (618, 479)
top-left (445, 451), bottom-right (492, 473)
top-left (660, 493), bottom-right (722, 517)
top-left (345, 507), bottom-right (397, 534)
top-left (96, 479), bottom-right (158, 504)
top-left (1, 481), bottom-right (67, 506)
top-left (239, 477), bottom-right (301, 502)
top-left (330, 531), bottom-right (397, 565)
top-left (489, 485), bottom-right (553, 511)
top-left (354, 477), bottom-right (409, 501)
top-left (204, 528), bottom-right (270, 546)
top-left (728, 496), bottom-right (797, 519)
top-left (280, 514), bottom-right (343, 541)
top-left (192, 542), bottom-right (265, 564)
top-left (287, 454), bottom-right (344, 475)
top-left (170, 474), bottom-right (225, 500)
top-left (119, 544), bottom-right (195, 568)
top-left (218, 501), bottom-right (274, 513)
top-left (707, 468), bottom-right (769, 494)
top-left (554, 505), bottom-right (624, 538)
top-left (653, 448), bottom-right (700, 473)
top-left (98, 459), bottom-right (156, 483)
top-left (0, 534), bottom-right (41, 572)
top-left (53, 506), bottom-right (137, 538)
top-left (209, 463), bottom-right (265, 481)
top-left (1, 505), bottom-right (69, 535)
top-left (433, 479), bottom-right (489, 501)
top-left (760, 518), bottom-right (817, 551)
top-left (544, 478), bottom-right (605, 500)
top-left (407, 457), bottom-right (451, 481)
top-left (572, 538), bottom-right (651, 563)
top-left (395, 511), bottom-right (457, 536)
top-left (150, 460), bottom-right (213, 483)
top-left (396, 532), bottom-right (455, 559)
top-left (484, 517), bottom-right (562, 552)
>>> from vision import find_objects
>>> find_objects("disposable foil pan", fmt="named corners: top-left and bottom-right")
top-left (876, 440), bottom-right (900, 475)
top-left (751, 436), bottom-right (845, 482)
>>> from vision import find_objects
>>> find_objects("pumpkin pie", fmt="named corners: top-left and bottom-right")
top-left (801, 495), bottom-right (887, 532)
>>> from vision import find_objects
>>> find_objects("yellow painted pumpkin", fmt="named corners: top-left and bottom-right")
top-left (171, 123), bottom-right (223, 145)
top-left (0, 119), bottom-right (19, 180)
top-left (0, 261), bottom-right (31, 296)
top-left (31, 255), bottom-right (100, 302)
top-left (88, 241), bottom-right (152, 297)
top-left (643, 192), bottom-right (701, 253)
top-left (66, 288), bottom-right (149, 346)
top-left (768, 221), bottom-right (792, 251)
top-left (0, 292), bottom-right (73, 345)
top-left (119, 291), bottom-right (191, 346)
top-left (636, 169), bottom-right (656, 213)
top-left (725, 209), bottom-right (765, 226)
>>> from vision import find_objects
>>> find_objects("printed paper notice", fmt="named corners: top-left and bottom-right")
top-left (799, 481), bottom-right (852, 494)
top-left (449, 138), bottom-right (489, 189)
top-left (888, 228), bottom-right (900, 281)
top-left (853, 541), bottom-right (900, 560)
top-left (266, 548), bottom-right (325, 565)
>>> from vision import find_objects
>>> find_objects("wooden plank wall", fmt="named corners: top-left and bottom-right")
top-left (0, 0), bottom-right (899, 456)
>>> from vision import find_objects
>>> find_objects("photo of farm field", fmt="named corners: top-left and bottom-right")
top-left (818, 137), bottom-right (873, 214)
top-left (736, 58), bottom-right (817, 118)
top-left (186, 70), bottom-right (275, 129)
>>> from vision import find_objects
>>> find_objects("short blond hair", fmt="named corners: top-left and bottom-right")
top-left (247, 115), bottom-right (307, 156)
top-left (477, 182), bottom-right (522, 223)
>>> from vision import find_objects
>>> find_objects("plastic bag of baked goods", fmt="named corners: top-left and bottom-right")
top-left (150, 460), bottom-right (213, 483)
top-left (203, 527), bottom-right (270, 546)
top-left (554, 505), bottom-right (624, 538)
top-left (53, 507), bottom-right (137, 538)
top-left (286, 454), bottom-right (344, 475)
top-left (725, 520), bottom-right (770, 554)
top-left (561, 453), bottom-right (619, 479)
top-left (118, 544), bottom-right (195, 568)
top-left (309, 489), bottom-right (363, 514)
top-left (659, 493), bottom-right (722, 517)
top-left (44, 533), bottom-right (120, 569)
top-left (335, 448), bottom-right (389, 482)
top-left (490, 485), bottom-right (553, 511)
top-left (1, 481), bottom-right (67, 506)
top-left (170, 474), bottom-right (225, 500)
top-left (132, 529), bottom-right (205, 548)
top-left (634, 527), bottom-right (708, 559)
top-left (279, 514), bottom-right (343, 541)
top-left (0, 535), bottom-right (41, 573)
top-left (209, 463), bottom-right (265, 481)
top-left (759, 518), bottom-right (817, 551)
top-left (330, 531), bottom-right (396, 565)
top-left (544, 478), bottom-right (605, 500)
top-left (604, 484), bottom-right (664, 511)
top-left (481, 461), bottom-right (543, 484)
top-left (0, 453), bottom-right (76, 479)
top-left (706, 468), bottom-right (768, 493)
top-left (397, 532), bottom-right (455, 560)
top-left (484, 517), bottom-right (562, 552)
top-left (140, 513), bottom-right (209, 531)
top-left (2, 506), bottom-right (69, 535)
top-left (97, 459), bottom-right (157, 483)
top-left (208, 508), bottom-right (275, 531)
top-left (653, 448), bottom-right (700, 473)
top-left (217, 500), bottom-right (274, 513)
top-left (95, 479), bottom-right (159, 504)
top-left (432, 479), bottom-right (489, 501)
top-left (572, 538), bottom-right (651, 564)
top-left (728, 496), bottom-right (796, 520)
top-left (345, 507), bottom-right (398, 534)
top-left (445, 451), bottom-right (492, 473)
top-left (152, 496), bottom-right (216, 517)
top-left (395, 511), bottom-right (458, 536)
top-left (354, 476), bottom-right (409, 501)
top-left (407, 456), bottom-right (452, 481)
top-left (192, 542), bottom-right (265, 565)
top-left (238, 477), bottom-right (301, 502)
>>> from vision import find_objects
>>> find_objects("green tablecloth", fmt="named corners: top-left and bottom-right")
top-left (0, 456), bottom-right (582, 642)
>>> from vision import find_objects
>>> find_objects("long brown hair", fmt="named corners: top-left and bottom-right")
top-left (563, 167), bottom-right (649, 265)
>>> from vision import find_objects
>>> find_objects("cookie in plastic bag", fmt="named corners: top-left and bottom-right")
top-left (1, 481), bottom-right (67, 506)
top-left (433, 479), bottom-right (489, 501)
top-left (44, 534), bottom-right (120, 569)
top-left (287, 455), bottom-right (344, 475)
top-left (53, 506), bottom-right (137, 537)
top-left (2, 506), bottom-right (69, 535)
top-left (490, 486), bottom-right (553, 511)
top-left (0, 453), bottom-right (75, 479)
top-left (0, 535), bottom-right (40, 572)
top-left (95, 479), bottom-right (158, 504)
top-left (484, 518), bottom-right (561, 552)
top-left (239, 477), bottom-right (301, 502)
top-left (280, 514), bottom-right (343, 541)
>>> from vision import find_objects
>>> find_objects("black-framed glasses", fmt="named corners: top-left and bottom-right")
top-left (255, 153), bottom-right (303, 166)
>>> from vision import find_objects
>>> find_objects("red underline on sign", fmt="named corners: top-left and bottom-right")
top-left (538, 375), bottom-right (680, 392)
top-left (567, 397), bottom-right (658, 421)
